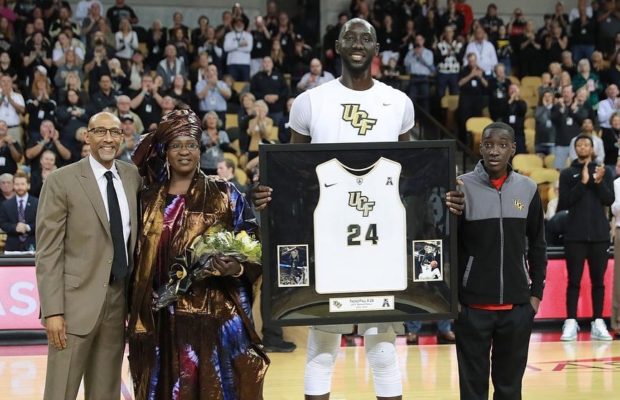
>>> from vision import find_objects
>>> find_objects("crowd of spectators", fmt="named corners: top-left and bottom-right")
top-left (0, 0), bottom-right (619, 250)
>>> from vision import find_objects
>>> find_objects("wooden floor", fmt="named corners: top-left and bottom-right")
top-left (0, 330), bottom-right (618, 399)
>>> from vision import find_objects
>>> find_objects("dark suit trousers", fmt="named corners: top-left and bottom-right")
top-left (455, 304), bottom-right (535, 400)
top-left (44, 279), bottom-right (126, 400)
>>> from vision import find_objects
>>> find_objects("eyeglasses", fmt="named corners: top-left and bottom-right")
top-left (168, 142), bottom-right (200, 152)
top-left (88, 127), bottom-right (123, 138)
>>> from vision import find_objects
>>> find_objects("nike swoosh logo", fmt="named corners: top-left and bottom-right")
top-left (573, 174), bottom-right (580, 178)
top-left (382, 103), bottom-right (391, 106)
top-left (324, 183), bottom-right (337, 187)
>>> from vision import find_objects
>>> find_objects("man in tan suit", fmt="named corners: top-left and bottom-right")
top-left (36, 111), bottom-right (142, 399)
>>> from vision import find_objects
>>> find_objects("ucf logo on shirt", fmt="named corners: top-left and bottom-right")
top-left (348, 191), bottom-right (375, 217)
top-left (341, 104), bottom-right (377, 135)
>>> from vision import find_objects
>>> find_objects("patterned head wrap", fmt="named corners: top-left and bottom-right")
top-left (132, 107), bottom-right (202, 185)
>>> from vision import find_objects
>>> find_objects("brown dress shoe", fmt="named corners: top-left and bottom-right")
top-left (437, 330), bottom-right (456, 344)
top-left (406, 333), bottom-right (419, 345)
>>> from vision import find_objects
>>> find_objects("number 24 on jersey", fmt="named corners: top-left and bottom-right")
top-left (347, 223), bottom-right (378, 246)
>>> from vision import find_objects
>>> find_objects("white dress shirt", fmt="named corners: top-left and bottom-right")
top-left (15, 193), bottom-right (30, 231)
top-left (89, 156), bottom-right (131, 262)
top-left (463, 40), bottom-right (498, 76)
top-left (0, 92), bottom-right (25, 126)
top-left (597, 97), bottom-right (618, 129)
top-left (223, 30), bottom-right (253, 66)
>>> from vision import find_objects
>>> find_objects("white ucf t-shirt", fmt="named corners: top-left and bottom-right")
top-left (289, 78), bottom-right (415, 143)
top-left (313, 157), bottom-right (407, 294)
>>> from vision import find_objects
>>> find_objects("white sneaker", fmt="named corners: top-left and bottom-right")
top-left (590, 319), bottom-right (613, 341)
top-left (561, 319), bottom-right (579, 341)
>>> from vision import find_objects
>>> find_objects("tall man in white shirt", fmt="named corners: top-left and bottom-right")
top-left (223, 16), bottom-right (253, 82)
top-left (253, 18), bottom-right (464, 400)
top-left (36, 111), bottom-right (141, 399)
top-left (463, 26), bottom-right (498, 76)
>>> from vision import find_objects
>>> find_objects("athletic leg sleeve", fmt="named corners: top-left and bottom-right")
top-left (364, 329), bottom-right (402, 397)
top-left (304, 327), bottom-right (342, 395)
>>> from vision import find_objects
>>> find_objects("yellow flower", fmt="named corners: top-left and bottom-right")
top-left (235, 230), bottom-right (249, 240)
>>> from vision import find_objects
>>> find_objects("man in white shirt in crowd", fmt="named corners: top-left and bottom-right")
top-left (0, 75), bottom-right (25, 147)
top-left (195, 64), bottom-right (231, 122)
top-left (224, 16), bottom-right (253, 82)
top-left (75, 0), bottom-right (103, 25)
top-left (463, 26), bottom-right (498, 76)
top-left (404, 34), bottom-right (434, 112)
top-left (597, 84), bottom-right (619, 130)
top-left (297, 58), bottom-right (335, 93)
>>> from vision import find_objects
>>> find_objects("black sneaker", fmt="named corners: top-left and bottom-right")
top-left (263, 340), bottom-right (297, 353)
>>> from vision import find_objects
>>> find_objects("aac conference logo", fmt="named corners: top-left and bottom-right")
top-left (0, 268), bottom-right (40, 329)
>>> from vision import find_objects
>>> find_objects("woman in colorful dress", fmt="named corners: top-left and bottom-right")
top-left (128, 107), bottom-right (268, 399)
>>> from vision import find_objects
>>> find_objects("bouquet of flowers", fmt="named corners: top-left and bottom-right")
top-left (152, 226), bottom-right (261, 311)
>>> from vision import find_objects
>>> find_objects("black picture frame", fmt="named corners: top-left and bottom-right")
top-left (259, 140), bottom-right (458, 326)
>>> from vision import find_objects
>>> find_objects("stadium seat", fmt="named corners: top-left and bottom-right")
top-left (232, 81), bottom-right (249, 94)
top-left (466, 117), bottom-right (493, 151)
top-left (512, 154), bottom-right (543, 174)
top-left (269, 126), bottom-right (279, 142)
top-left (440, 95), bottom-right (459, 111)
top-left (528, 168), bottom-right (560, 184)
top-left (508, 76), bottom-right (520, 85)
top-left (235, 168), bottom-right (248, 185)
top-left (440, 94), bottom-right (459, 130)
top-left (520, 86), bottom-right (539, 109)
top-left (226, 113), bottom-right (239, 129)
top-left (521, 76), bottom-right (542, 89)
top-left (524, 117), bottom-right (535, 131)
top-left (223, 152), bottom-right (238, 167)
top-left (525, 128), bottom-right (535, 153)
top-left (544, 154), bottom-right (555, 168)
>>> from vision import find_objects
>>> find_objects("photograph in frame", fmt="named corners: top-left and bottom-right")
top-left (277, 244), bottom-right (310, 287)
top-left (412, 239), bottom-right (443, 282)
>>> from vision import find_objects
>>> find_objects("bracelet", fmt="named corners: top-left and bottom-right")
top-left (232, 264), bottom-right (244, 278)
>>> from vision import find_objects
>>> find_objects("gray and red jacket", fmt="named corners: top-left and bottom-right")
top-left (457, 161), bottom-right (547, 305)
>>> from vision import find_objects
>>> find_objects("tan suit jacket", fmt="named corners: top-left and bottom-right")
top-left (36, 157), bottom-right (141, 336)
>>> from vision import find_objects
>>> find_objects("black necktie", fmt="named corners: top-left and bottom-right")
top-left (104, 171), bottom-right (127, 282)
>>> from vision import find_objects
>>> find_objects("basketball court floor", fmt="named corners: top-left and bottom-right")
top-left (0, 328), bottom-right (618, 399)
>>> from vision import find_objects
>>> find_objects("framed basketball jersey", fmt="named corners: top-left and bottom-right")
top-left (259, 141), bottom-right (457, 327)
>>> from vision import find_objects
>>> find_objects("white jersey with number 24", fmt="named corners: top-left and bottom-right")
top-left (314, 157), bottom-right (407, 294)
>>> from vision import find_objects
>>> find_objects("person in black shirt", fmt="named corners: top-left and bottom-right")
top-left (0, 120), bottom-right (22, 175)
top-left (479, 3), bottom-right (504, 43)
top-left (458, 52), bottom-right (488, 143)
top-left (488, 63), bottom-right (511, 121)
top-left (557, 134), bottom-right (615, 341)
top-left (551, 85), bottom-right (589, 169)
top-left (250, 56), bottom-right (288, 126)
top-left (130, 74), bottom-right (163, 129)
top-left (88, 74), bottom-right (118, 114)
top-left (106, 0), bottom-right (138, 32)
top-left (505, 84), bottom-right (528, 154)
top-left (377, 14), bottom-right (400, 65)
top-left (250, 15), bottom-right (272, 77)
top-left (25, 119), bottom-right (72, 172)
top-left (570, 4), bottom-right (597, 64)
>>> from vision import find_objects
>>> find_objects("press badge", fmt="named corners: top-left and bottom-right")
top-left (509, 115), bottom-right (516, 124)
top-left (0, 157), bottom-right (6, 167)
top-left (471, 80), bottom-right (478, 87)
top-left (146, 104), bottom-right (152, 113)
top-left (566, 117), bottom-right (573, 126)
